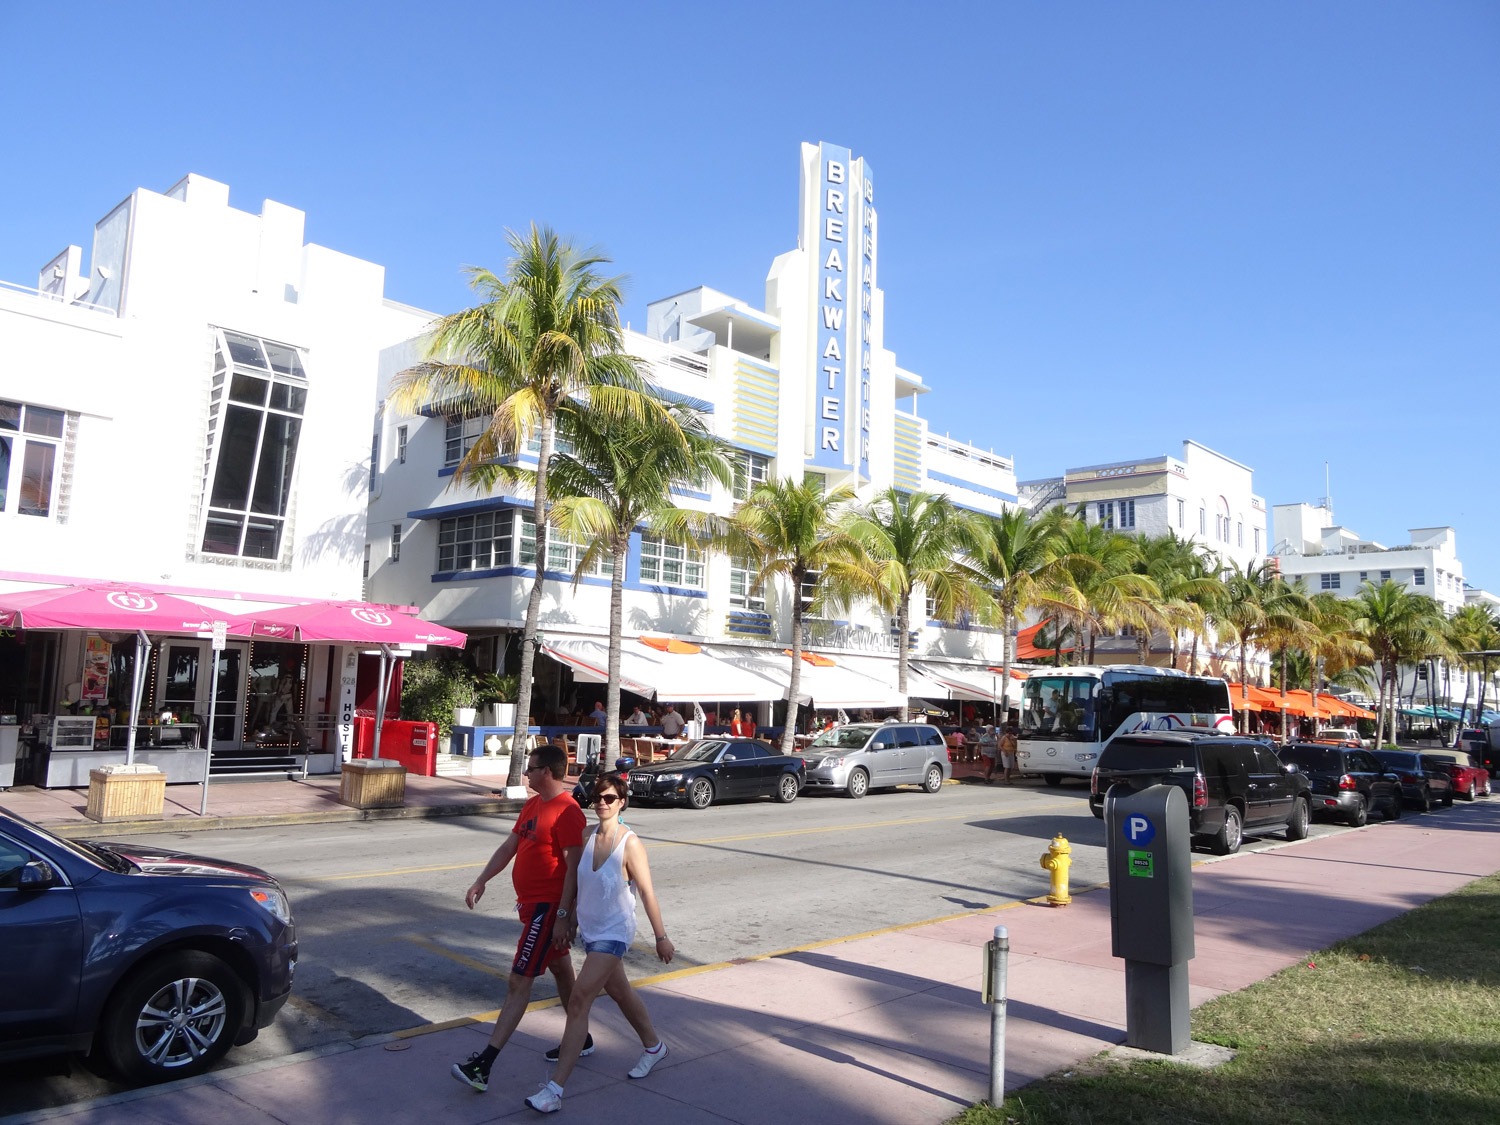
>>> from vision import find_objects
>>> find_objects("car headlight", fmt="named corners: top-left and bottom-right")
top-left (250, 886), bottom-right (292, 925)
top-left (656, 772), bottom-right (682, 782)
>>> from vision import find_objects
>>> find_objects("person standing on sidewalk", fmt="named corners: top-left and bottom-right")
top-left (999, 722), bottom-right (1019, 784)
top-left (524, 772), bottom-right (674, 1114)
top-left (452, 745), bottom-right (587, 1092)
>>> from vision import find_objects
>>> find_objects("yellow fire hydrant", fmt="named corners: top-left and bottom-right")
top-left (1040, 834), bottom-right (1072, 906)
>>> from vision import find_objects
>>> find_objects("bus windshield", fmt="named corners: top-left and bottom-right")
top-left (1098, 671), bottom-right (1231, 736)
top-left (1021, 677), bottom-right (1097, 742)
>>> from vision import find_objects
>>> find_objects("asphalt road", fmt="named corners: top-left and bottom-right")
top-left (0, 777), bottom-right (1383, 1116)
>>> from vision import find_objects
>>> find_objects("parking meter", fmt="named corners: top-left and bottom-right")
top-left (1105, 782), bottom-right (1194, 1054)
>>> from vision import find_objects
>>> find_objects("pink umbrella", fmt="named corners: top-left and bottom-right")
top-left (0, 584), bottom-right (220, 633)
top-left (224, 601), bottom-right (465, 648)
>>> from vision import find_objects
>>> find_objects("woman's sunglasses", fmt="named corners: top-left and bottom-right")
top-left (591, 793), bottom-right (623, 806)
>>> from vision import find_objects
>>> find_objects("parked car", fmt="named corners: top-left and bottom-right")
top-left (1275, 743), bottom-right (1402, 826)
top-left (627, 739), bottom-right (804, 809)
top-left (800, 722), bottom-right (952, 798)
top-left (1089, 731), bottom-right (1312, 855)
top-left (0, 811), bottom-right (296, 1084)
top-left (1419, 748), bottom-right (1490, 800)
top-left (1371, 749), bottom-right (1454, 811)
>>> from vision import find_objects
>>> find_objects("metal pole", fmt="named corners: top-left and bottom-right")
top-left (200, 630), bottom-right (224, 817)
top-left (371, 645), bottom-right (391, 760)
top-left (988, 924), bottom-right (1009, 1105)
top-left (124, 630), bottom-right (148, 766)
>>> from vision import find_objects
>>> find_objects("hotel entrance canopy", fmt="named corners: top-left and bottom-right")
top-left (538, 635), bottom-right (783, 703)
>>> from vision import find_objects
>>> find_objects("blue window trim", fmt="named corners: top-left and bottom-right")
top-left (430, 565), bottom-right (706, 598)
top-left (926, 470), bottom-right (1018, 503)
top-left (669, 486), bottom-right (712, 501)
top-left (654, 387), bottom-right (715, 414)
top-left (408, 495), bottom-right (533, 520)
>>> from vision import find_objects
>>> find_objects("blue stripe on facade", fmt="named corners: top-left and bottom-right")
top-left (429, 564), bottom-right (707, 599)
top-left (926, 470), bottom-right (1018, 503)
top-left (408, 495), bottom-right (532, 520)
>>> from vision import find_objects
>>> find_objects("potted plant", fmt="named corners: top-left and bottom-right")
top-left (476, 673), bottom-right (520, 728)
top-left (400, 657), bottom-right (478, 740)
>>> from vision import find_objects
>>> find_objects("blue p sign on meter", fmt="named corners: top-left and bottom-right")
top-left (1124, 813), bottom-right (1155, 846)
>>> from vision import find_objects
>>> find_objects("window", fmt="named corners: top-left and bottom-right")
top-left (729, 556), bottom-right (765, 611)
top-left (390, 524), bottom-right (402, 563)
top-left (0, 400), bottom-right (66, 518)
top-left (1119, 499), bottom-right (1135, 529)
top-left (362, 544), bottom-right (370, 580)
top-left (1254, 527), bottom-right (1261, 553)
top-left (1359, 571), bottom-right (1368, 582)
top-left (201, 330), bottom-right (308, 559)
top-left (925, 594), bottom-right (937, 621)
top-left (1320, 573), bottom-right (1341, 590)
top-left (731, 450), bottom-right (770, 501)
top-left (1237, 521), bottom-right (1243, 547)
top-left (547, 524), bottom-right (610, 578)
top-left (1413, 568), bottom-right (1425, 586)
top-left (368, 429), bottom-right (380, 493)
top-left (396, 425), bottom-right (408, 465)
top-left (444, 415), bottom-right (486, 466)
top-left (437, 509), bottom-right (535, 572)
top-left (1380, 569), bottom-right (1391, 582)
top-left (800, 568), bottom-right (820, 612)
top-left (1096, 501), bottom-right (1114, 530)
top-left (638, 534), bottom-right (705, 589)
top-left (1199, 507), bottom-right (1207, 536)
top-left (523, 430), bottom-right (575, 458)
top-left (1176, 499), bottom-right (1185, 528)
top-left (802, 471), bottom-right (824, 495)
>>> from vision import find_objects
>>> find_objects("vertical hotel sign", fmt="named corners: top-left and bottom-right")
top-left (810, 142), bottom-right (873, 480)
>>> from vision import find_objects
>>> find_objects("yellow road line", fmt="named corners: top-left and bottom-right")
top-left (401, 935), bottom-right (511, 979)
top-left (289, 801), bottom-right (1081, 883)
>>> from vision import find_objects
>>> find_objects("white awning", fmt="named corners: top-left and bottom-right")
top-left (539, 636), bottom-right (782, 703)
top-left (702, 645), bottom-right (908, 710)
top-left (834, 653), bottom-right (951, 701)
top-left (912, 660), bottom-right (1026, 704)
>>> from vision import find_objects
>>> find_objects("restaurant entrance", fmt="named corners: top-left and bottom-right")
top-left (153, 640), bottom-right (251, 750)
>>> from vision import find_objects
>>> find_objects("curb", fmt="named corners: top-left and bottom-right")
top-left (30, 797), bottom-right (529, 839)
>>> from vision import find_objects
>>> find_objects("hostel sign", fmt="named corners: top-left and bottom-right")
top-left (810, 141), bottom-right (873, 480)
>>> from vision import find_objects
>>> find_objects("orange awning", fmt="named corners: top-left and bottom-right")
top-left (640, 636), bottom-right (702, 655)
top-left (987, 668), bottom-right (1029, 680)
top-left (1016, 619), bottom-right (1073, 661)
top-left (783, 650), bottom-right (836, 667)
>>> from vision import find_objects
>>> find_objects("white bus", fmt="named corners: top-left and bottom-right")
top-left (1017, 665), bottom-right (1234, 786)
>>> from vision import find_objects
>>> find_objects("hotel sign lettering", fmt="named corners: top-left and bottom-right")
top-left (811, 141), bottom-right (873, 480)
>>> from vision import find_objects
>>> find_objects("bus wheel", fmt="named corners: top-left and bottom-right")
top-left (1042, 773), bottom-right (1063, 788)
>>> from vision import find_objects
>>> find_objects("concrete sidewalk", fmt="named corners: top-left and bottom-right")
top-left (0, 773), bottom-right (528, 837)
top-left (10, 800), bottom-right (1498, 1125)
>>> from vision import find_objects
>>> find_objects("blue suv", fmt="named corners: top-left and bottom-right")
top-left (0, 811), bottom-right (296, 1084)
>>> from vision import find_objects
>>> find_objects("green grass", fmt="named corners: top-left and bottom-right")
top-left (952, 872), bottom-right (1500, 1125)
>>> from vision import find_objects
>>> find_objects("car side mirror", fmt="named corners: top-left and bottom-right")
top-left (19, 859), bottom-right (56, 890)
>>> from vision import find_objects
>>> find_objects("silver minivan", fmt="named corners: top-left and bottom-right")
top-left (800, 722), bottom-right (952, 798)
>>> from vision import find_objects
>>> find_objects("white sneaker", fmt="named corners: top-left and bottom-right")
top-left (525, 1083), bottom-right (563, 1113)
top-left (628, 1041), bottom-right (668, 1079)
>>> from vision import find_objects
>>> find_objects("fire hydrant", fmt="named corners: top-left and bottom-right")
top-left (1039, 834), bottom-right (1072, 906)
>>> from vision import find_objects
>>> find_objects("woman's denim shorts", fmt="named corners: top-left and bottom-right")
top-left (584, 939), bottom-right (630, 957)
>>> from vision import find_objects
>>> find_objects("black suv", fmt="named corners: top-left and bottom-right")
top-left (1090, 731), bottom-right (1312, 855)
top-left (1276, 744), bottom-right (1403, 826)
top-left (1, 811), bottom-right (296, 1084)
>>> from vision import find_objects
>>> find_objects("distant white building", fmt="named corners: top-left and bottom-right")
top-left (366, 141), bottom-right (1020, 720)
top-left (0, 174), bottom-right (430, 750)
top-left (1271, 504), bottom-right (1468, 615)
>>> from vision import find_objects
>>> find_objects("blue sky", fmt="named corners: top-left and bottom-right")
top-left (3, 3), bottom-right (1496, 589)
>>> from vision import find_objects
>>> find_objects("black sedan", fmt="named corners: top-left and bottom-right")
top-left (627, 739), bottom-right (804, 809)
top-left (1277, 743), bottom-right (1402, 826)
top-left (1372, 748), bottom-right (1455, 811)
top-left (1, 811), bottom-right (296, 1084)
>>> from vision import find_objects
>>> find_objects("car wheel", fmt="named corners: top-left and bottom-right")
top-left (1212, 804), bottom-right (1242, 855)
top-left (1042, 773), bottom-right (1063, 788)
top-left (845, 768), bottom-right (869, 799)
top-left (1442, 787), bottom-right (1454, 808)
top-left (1461, 781), bottom-right (1476, 801)
top-left (774, 773), bottom-right (799, 804)
top-left (1346, 795), bottom-right (1367, 828)
top-left (688, 777), bottom-right (715, 810)
top-left (1284, 796), bottom-right (1310, 841)
top-left (1090, 803), bottom-right (1104, 820)
top-left (1384, 792), bottom-right (1402, 820)
top-left (1415, 787), bottom-right (1431, 813)
top-left (922, 764), bottom-right (944, 794)
top-left (97, 950), bottom-right (246, 1085)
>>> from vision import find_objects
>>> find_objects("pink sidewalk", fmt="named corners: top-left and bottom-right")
top-left (15, 801), bottom-right (1500, 1125)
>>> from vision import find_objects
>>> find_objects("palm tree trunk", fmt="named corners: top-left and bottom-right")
top-left (1190, 632), bottom-right (1200, 676)
top-left (505, 412), bottom-right (555, 787)
top-left (999, 607), bottom-right (1015, 725)
top-left (1239, 645), bottom-right (1250, 734)
top-left (603, 534), bottom-right (628, 770)
top-left (1171, 630), bottom-right (1180, 670)
top-left (896, 592), bottom-right (911, 722)
top-left (782, 565), bottom-right (805, 756)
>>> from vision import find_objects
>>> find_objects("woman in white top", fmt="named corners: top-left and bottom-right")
top-left (525, 772), bottom-right (674, 1114)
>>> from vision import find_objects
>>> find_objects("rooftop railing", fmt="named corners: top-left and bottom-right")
top-left (0, 278), bottom-right (115, 315)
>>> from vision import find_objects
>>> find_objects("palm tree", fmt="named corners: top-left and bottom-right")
top-left (534, 397), bottom-right (731, 767)
top-left (1043, 512), bottom-right (1159, 664)
top-left (1349, 581), bottom-right (1447, 747)
top-left (965, 507), bottom-right (1069, 710)
top-left (842, 489), bottom-right (991, 720)
top-left (388, 225), bottom-right (670, 790)
top-left (1132, 532), bottom-right (1221, 667)
top-left (725, 478), bottom-right (868, 754)
top-left (1216, 560), bottom-right (1311, 731)
top-left (1447, 604), bottom-right (1500, 728)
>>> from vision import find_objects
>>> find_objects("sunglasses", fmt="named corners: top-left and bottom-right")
top-left (591, 793), bottom-right (623, 806)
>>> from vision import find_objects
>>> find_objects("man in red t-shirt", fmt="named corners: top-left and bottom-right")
top-left (452, 745), bottom-right (587, 1092)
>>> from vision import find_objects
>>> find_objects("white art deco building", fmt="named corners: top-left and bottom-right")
top-left (366, 142), bottom-right (1023, 719)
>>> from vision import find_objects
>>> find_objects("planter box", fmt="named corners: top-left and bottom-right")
top-left (85, 764), bottom-right (167, 822)
top-left (487, 703), bottom-right (516, 727)
top-left (339, 758), bottom-right (406, 809)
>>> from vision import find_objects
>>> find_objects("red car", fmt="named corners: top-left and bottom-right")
top-left (1423, 749), bottom-right (1490, 800)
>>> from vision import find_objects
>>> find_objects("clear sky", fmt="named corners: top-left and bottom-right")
top-left (3, 3), bottom-right (1496, 589)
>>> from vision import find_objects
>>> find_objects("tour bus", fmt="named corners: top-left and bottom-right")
top-left (1016, 665), bottom-right (1234, 786)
